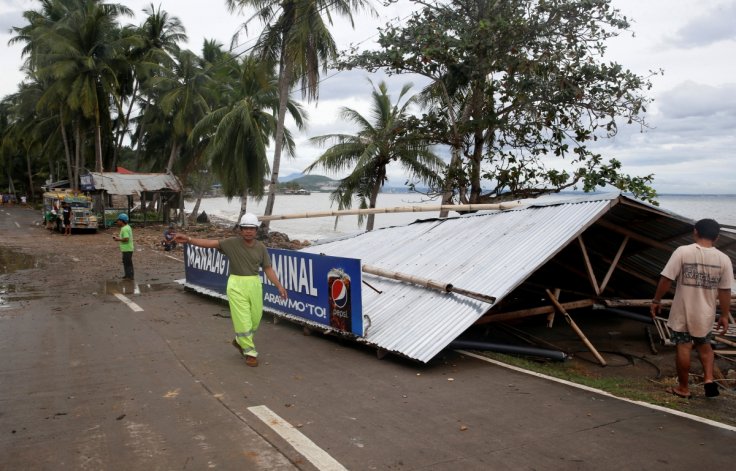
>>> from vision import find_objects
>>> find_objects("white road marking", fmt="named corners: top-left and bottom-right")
top-left (14, 221), bottom-right (20, 228)
top-left (456, 349), bottom-right (736, 433)
top-left (248, 405), bottom-right (347, 471)
top-left (113, 293), bottom-right (144, 312)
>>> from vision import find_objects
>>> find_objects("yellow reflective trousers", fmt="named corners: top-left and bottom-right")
top-left (226, 275), bottom-right (263, 358)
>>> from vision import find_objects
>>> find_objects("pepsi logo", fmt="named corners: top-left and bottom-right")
top-left (331, 279), bottom-right (349, 308)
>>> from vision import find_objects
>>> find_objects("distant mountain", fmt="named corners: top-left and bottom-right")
top-left (278, 174), bottom-right (339, 191)
top-left (279, 172), bottom-right (304, 182)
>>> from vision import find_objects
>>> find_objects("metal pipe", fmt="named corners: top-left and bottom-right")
top-left (599, 307), bottom-right (654, 325)
top-left (449, 340), bottom-right (568, 361)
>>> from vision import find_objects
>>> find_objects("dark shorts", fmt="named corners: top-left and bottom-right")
top-left (670, 330), bottom-right (713, 345)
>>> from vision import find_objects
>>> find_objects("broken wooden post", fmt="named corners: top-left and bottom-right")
top-left (546, 289), bottom-right (607, 366)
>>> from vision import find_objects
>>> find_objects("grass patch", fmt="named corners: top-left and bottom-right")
top-left (474, 351), bottom-right (667, 404)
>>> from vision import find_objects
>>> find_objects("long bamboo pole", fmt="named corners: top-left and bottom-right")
top-left (362, 265), bottom-right (496, 304)
top-left (474, 299), bottom-right (595, 324)
top-left (546, 289), bottom-right (607, 366)
top-left (259, 203), bottom-right (523, 222)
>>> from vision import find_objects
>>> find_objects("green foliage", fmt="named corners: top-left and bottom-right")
top-left (340, 0), bottom-right (660, 204)
top-left (305, 80), bottom-right (444, 230)
top-left (189, 55), bottom-right (306, 199)
top-left (225, 0), bottom-right (376, 224)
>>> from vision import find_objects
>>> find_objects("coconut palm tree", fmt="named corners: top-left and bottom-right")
top-left (120, 3), bottom-right (187, 166)
top-left (225, 0), bottom-right (374, 229)
top-left (151, 49), bottom-right (215, 173)
top-left (34, 1), bottom-right (134, 173)
top-left (10, 0), bottom-right (128, 181)
top-left (191, 55), bottom-right (306, 223)
top-left (305, 81), bottom-right (445, 231)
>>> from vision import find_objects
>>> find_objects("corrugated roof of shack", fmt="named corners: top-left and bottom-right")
top-left (292, 193), bottom-right (736, 363)
top-left (84, 172), bottom-right (182, 196)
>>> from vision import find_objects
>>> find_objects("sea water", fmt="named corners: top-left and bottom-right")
top-left (185, 193), bottom-right (736, 241)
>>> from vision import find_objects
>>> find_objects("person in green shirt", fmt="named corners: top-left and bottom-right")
top-left (174, 213), bottom-right (287, 367)
top-left (113, 213), bottom-right (134, 280)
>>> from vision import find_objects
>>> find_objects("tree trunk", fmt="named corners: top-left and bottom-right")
top-left (94, 108), bottom-right (104, 172)
top-left (74, 121), bottom-right (82, 185)
top-left (59, 110), bottom-right (75, 189)
top-left (438, 82), bottom-right (466, 217)
top-left (237, 190), bottom-right (249, 231)
top-left (166, 139), bottom-right (179, 173)
top-left (113, 80), bottom-right (139, 168)
top-left (440, 147), bottom-right (462, 216)
top-left (469, 82), bottom-right (485, 203)
top-left (25, 150), bottom-right (34, 201)
top-left (262, 52), bottom-right (294, 231)
top-left (366, 177), bottom-right (383, 232)
top-left (188, 184), bottom-right (206, 224)
top-left (133, 99), bottom-right (150, 168)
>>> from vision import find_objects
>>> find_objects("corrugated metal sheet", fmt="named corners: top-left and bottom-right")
top-left (263, 193), bottom-right (736, 363)
top-left (87, 172), bottom-right (182, 195)
top-left (274, 195), bottom-right (616, 362)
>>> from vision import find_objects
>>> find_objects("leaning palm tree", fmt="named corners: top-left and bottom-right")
top-left (191, 56), bottom-right (306, 224)
top-left (225, 0), bottom-right (375, 230)
top-left (305, 81), bottom-right (445, 231)
top-left (121, 3), bottom-right (187, 165)
top-left (152, 49), bottom-right (215, 173)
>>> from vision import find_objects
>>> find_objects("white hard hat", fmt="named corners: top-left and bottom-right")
top-left (239, 213), bottom-right (261, 227)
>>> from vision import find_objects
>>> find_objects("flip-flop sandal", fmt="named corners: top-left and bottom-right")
top-left (704, 382), bottom-right (720, 398)
top-left (667, 387), bottom-right (692, 399)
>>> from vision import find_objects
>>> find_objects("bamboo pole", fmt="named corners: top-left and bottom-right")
top-left (546, 289), bottom-right (607, 366)
top-left (362, 264), bottom-right (496, 304)
top-left (547, 288), bottom-right (561, 328)
top-left (578, 236), bottom-right (601, 295)
top-left (474, 299), bottom-right (595, 324)
top-left (715, 336), bottom-right (736, 348)
top-left (599, 235), bottom-right (629, 293)
top-left (259, 203), bottom-right (524, 222)
top-left (603, 299), bottom-right (673, 308)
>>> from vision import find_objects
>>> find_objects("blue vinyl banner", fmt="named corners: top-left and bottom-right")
top-left (183, 245), bottom-right (363, 336)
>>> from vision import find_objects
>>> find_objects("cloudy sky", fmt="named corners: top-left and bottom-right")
top-left (1, 0), bottom-right (735, 194)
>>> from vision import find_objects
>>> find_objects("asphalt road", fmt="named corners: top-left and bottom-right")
top-left (1, 205), bottom-right (733, 470)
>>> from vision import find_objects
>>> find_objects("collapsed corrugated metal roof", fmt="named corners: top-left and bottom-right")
top-left (289, 193), bottom-right (735, 363)
top-left (82, 172), bottom-right (182, 196)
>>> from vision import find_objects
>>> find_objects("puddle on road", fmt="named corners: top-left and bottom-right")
top-left (0, 247), bottom-right (44, 310)
top-left (0, 246), bottom-right (39, 274)
top-left (0, 283), bottom-right (45, 310)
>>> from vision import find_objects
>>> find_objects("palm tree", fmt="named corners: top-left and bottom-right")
top-left (225, 0), bottom-right (374, 230)
top-left (151, 49), bottom-right (215, 173)
top-left (34, 1), bottom-right (134, 173)
top-left (125, 3), bottom-right (187, 166)
top-left (191, 55), bottom-right (306, 224)
top-left (10, 0), bottom-right (111, 184)
top-left (305, 81), bottom-right (445, 231)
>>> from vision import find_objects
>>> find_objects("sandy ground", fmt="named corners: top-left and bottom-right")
top-left (4, 205), bottom-right (736, 427)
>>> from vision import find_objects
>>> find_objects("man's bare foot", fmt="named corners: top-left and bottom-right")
top-left (666, 386), bottom-right (692, 399)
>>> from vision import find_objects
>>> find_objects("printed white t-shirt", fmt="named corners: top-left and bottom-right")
top-left (662, 243), bottom-right (733, 337)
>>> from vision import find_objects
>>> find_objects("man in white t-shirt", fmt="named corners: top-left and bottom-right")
top-left (651, 219), bottom-right (733, 399)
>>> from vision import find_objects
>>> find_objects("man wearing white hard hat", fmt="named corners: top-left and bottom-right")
top-left (174, 213), bottom-right (287, 367)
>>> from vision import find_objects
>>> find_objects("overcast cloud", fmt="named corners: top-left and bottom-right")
top-left (1, 0), bottom-right (734, 194)
top-left (669, 2), bottom-right (736, 48)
